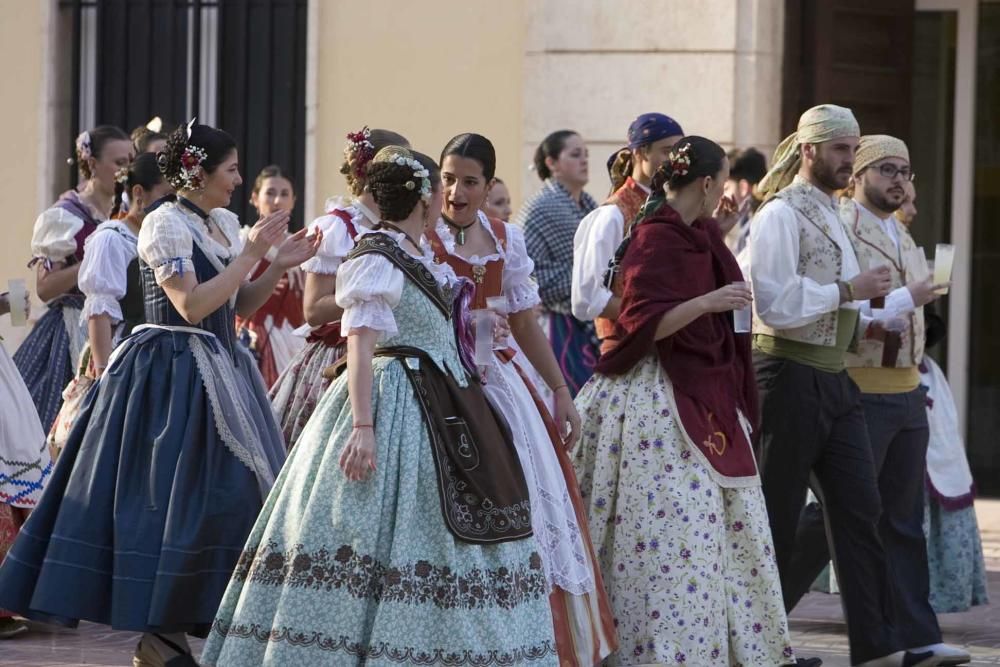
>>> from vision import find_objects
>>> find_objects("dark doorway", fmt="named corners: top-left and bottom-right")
top-left (60, 0), bottom-right (308, 230)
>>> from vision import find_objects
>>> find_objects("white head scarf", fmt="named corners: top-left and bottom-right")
top-left (757, 104), bottom-right (860, 201)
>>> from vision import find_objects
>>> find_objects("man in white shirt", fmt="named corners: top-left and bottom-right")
top-left (749, 105), bottom-right (934, 667)
top-left (571, 113), bottom-right (683, 353)
top-left (784, 136), bottom-right (967, 665)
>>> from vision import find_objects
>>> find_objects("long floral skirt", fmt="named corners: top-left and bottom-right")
top-left (202, 355), bottom-right (558, 666)
top-left (924, 491), bottom-right (989, 613)
top-left (268, 338), bottom-right (344, 449)
top-left (572, 358), bottom-right (794, 666)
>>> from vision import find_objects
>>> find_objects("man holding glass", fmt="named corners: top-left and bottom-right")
top-left (792, 136), bottom-right (967, 665)
top-left (747, 106), bottom-right (936, 667)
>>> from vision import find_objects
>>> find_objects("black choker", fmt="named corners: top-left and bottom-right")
top-left (442, 215), bottom-right (476, 246)
top-left (178, 197), bottom-right (210, 220)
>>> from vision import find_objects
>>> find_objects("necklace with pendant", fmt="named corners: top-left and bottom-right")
top-left (443, 215), bottom-right (476, 246)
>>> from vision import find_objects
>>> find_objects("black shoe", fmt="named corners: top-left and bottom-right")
top-left (796, 659), bottom-right (823, 667)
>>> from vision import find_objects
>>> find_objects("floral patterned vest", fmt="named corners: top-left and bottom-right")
top-left (752, 181), bottom-right (846, 347)
top-left (841, 199), bottom-right (925, 368)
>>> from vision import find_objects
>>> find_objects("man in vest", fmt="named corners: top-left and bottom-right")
top-left (782, 136), bottom-right (968, 665)
top-left (749, 106), bottom-right (935, 667)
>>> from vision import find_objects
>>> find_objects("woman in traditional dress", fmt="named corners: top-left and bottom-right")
top-left (81, 152), bottom-right (175, 374)
top-left (0, 288), bottom-right (50, 638)
top-left (572, 113), bottom-right (684, 355)
top-left (894, 182), bottom-right (988, 613)
top-left (572, 136), bottom-right (795, 666)
top-left (46, 153), bottom-right (176, 459)
top-left (269, 127), bottom-right (409, 446)
top-left (514, 130), bottom-right (598, 397)
top-left (236, 165), bottom-right (306, 387)
top-left (14, 125), bottom-right (133, 432)
top-left (203, 146), bottom-right (557, 666)
top-left (426, 133), bottom-right (616, 665)
top-left (0, 121), bottom-right (318, 666)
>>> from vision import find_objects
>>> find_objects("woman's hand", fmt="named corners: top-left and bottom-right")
top-left (553, 386), bottom-right (581, 450)
top-left (698, 283), bottom-right (752, 314)
top-left (286, 266), bottom-right (306, 293)
top-left (274, 228), bottom-right (322, 270)
top-left (713, 194), bottom-right (741, 234)
top-left (243, 209), bottom-right (292, 260)
top-left (339, 426), bottom-right (376, 481)
top-left (492, 312), bottom-right (511, 348)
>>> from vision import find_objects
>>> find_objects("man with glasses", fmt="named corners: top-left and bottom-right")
top-left (750, 108), bottom-right (937, 667)
top-left (788, 136), bottom-right (969, 665)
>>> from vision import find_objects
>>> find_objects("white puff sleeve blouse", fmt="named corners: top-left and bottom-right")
top-left (78, 221), bottom-right (138, 323)
top-left (30, 207), bottom-right (86, 265)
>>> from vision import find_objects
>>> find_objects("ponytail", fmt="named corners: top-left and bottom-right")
top-left (607, 148), bottom-right (634, 196)
top-left (110, 179), bottom-right (127, 218)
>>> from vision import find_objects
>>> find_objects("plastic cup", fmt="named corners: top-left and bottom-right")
top-left (485, 296), bottom-right (509, 350)
top-left (473, 309), bottom-right (494, 366)
top-left (732, 281), bottom-right (752, 333)
top-left (933, 243), bottom-right (954, 295)
top-left (7, 279), bottom-right (27, 327)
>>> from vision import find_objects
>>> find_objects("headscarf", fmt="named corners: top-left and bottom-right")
top-left (757, 104), bottom-right (860, 201)
top-left (854, 134), bottom-right (909, 175)
top-left (606, 113), bottom-right (685, 176)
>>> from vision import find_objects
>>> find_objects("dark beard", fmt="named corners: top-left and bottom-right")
top-left (864, 181), bottom-right (903, 214)
top-left (811, 154), bottom-right (850, 191)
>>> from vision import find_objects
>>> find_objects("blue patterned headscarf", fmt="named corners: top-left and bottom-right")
top-left (627, 113), bottom-right (684, 150)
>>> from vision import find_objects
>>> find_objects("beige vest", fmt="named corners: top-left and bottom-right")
top-left (753, 181), bottom-right (847, 347)
top-left (841, 200), bottom-right (925, 368)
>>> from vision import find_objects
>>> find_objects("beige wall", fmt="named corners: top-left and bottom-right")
top-left (307, 0), bottom-right (526, 221)
top-left (0, 0), bottom-right (48, 348)
top-left (522, 0), bottom-right (784, 202)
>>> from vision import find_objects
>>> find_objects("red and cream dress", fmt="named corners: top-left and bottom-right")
top-left (572, 202), bottom-right (794, 666)
top-left (235, 235), bottom-right (306, 388)
top-left (267, 197), bottom-right (375, 448)
top-left (426, 212), bottom-right (617, 666)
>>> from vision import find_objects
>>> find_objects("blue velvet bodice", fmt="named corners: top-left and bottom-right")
top-left (139, 241), bottom-right (238, 359)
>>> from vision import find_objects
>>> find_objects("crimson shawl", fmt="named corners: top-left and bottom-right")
top-left (596, 202), bottom-right (758, 480)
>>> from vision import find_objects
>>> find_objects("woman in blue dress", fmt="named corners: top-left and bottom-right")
top-left (0, 121), bottom-right (318, 666)
top-left (202, 146), bottom-right (557, 666)
top-left (15, 125), bottom-right (133, 432)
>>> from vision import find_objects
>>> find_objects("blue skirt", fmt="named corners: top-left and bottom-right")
top-left (547, 313), bottom-right (598, 397)
top-left (0, 327), bottom-right (286, 636)
top-left (12, 295), bottom-right (84, 432)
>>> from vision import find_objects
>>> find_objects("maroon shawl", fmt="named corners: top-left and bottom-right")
top-left (596, 203), bottom-right (758, 480)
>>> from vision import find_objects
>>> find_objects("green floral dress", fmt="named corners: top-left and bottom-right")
top-left (202, 231), bottom-right (557, 666)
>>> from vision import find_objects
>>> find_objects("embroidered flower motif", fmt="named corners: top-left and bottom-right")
top-left (669, 143), bottom-right (692, 177)
top-left (178, 145), bottom-right (208, 190)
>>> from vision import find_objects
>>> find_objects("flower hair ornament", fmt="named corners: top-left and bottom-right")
top-left (175, 118), bottom-right (206, 191)
top-left (114, 165), bottom-right (130, 186)
top-left (344, 126), bottom-right (376, 180)
top-left (372, 147), bottom-right (432, 201)
top-left (668, 143), bottom-right (692, 177)
top-left (67, 130), bottom-right (92, 166)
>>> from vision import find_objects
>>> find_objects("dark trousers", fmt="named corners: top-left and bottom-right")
top-left (785, 387), bottom-right (943, 648)
top-left (754, 352), bottom-right (899, 663)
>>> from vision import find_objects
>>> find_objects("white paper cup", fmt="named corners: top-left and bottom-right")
top-left (7, 279), bottom-right (27, 327)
